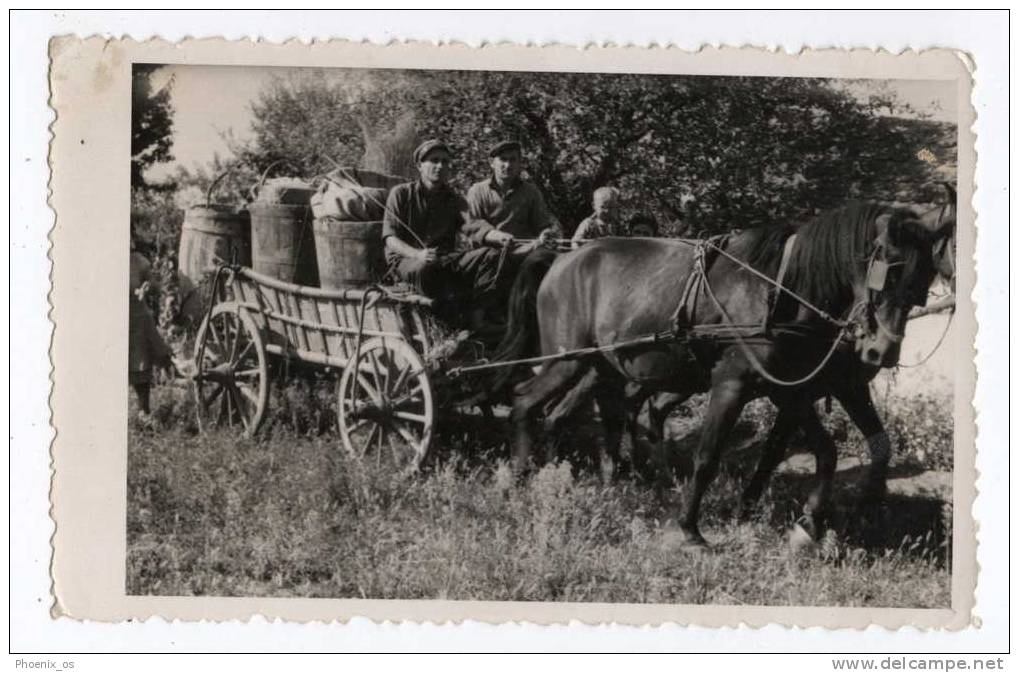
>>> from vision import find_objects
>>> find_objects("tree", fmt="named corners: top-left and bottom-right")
top-left (131, 64), bottom-right (175, 188)
top-left (230, 69), bottom-right (956, 235)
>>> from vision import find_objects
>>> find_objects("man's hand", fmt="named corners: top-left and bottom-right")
top-left (538, 228), bottom-right (559, 249)
top-left (485, 229), bottom-right (515, 248)
top-left (512, 240), bottom-right (538, 255)
top-left (417, 247), bottom-right (439, 264)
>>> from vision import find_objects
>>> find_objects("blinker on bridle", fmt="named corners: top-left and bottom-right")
top-left (859, 234), bottom-right (929, 345)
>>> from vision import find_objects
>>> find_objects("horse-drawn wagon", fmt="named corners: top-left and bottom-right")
top-left (192, 264), bottom-right (441, 471)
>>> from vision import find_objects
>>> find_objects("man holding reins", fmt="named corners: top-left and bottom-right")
top-left (382, 139), bottom-right (510, 328)
top-left (465, 141), bottom-right (563, 328)
top-left (466, 140), bottom-right (562, 251)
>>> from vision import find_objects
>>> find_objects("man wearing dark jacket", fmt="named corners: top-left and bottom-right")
top-left (382, 139), bottom-right (504, 327)
top-left (463, 140), bottom-right (562, 323)
top-left (466, 140), bottom-right (562, 248)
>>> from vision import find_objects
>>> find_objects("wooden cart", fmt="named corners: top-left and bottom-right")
top-left (192, 265), bottom-right (438, 471)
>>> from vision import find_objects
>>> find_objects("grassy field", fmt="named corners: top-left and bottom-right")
top-left (127, 380), bottom-right (953, 607)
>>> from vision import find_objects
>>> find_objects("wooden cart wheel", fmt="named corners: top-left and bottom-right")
top-left (338, 337), bottom-right (434, 472)
top-left (193, 303), bottom-right (269, 436)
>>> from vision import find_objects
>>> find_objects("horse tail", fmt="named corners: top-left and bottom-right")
top-left (488, 249), bottom-right (557, 395)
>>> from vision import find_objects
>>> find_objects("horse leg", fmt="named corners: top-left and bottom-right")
top-left (678, 378), bottom-right (746, 547)
top-left (544, 366), bottom-right (599, 468)
top-left (510, 359), bottom-right (588, 476)
top-left (648, 392), bottom-right (685, 446)
top-left (593, 375), bottom-right (627, 480)
top-left (796, 405), bottom-right (837, 542)
top-left (739, 403), bottom-right (802, 519)
top-left (131, 381), bottom-right (152, 416)
top-left (624, 386), bottom-right (654, 471)
top-left (625, 389), bottom-right (690, 482)
top-left (836, 383), bottom-right (890, 503)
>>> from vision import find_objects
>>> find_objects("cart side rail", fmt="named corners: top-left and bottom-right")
top-left (235, 265), bottom-right (433, 309)
top-left (223, 266), bottom-right (433, 365)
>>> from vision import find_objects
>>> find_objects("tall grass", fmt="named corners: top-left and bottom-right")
top-left (127, 382), bottom-right (952, 606)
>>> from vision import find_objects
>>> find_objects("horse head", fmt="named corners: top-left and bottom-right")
top-left (854, 198), bottom-right (954, 367)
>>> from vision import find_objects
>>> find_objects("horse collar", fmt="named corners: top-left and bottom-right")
top-left (764, 234), bottom-right (797, 331)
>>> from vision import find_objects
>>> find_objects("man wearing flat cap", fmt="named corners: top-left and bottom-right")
top-left (462, 141), bottom-right (563, 324)
top-left (382, 139), bottom-right (503, 326)
top-left (466, 140), bottom-right (562, 250)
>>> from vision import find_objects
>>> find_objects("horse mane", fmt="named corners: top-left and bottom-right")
top-left (744, 201), bottom-right (887, 310)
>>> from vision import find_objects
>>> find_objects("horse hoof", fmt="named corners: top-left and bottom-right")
top-left (660, 526), bottom-right (710, 552)
top-left (680, 538), bottom-right (711, 553)
top-left (787, 522), bottom-right (817, 552)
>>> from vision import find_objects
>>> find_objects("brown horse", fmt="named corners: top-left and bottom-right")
top-left (498, 200), bottom-right (954, 548)
top-left (631, 191), bottom-right (958, 534)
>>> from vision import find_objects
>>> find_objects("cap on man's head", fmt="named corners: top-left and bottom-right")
top-left (413, 139), bottom-right (451, 164)
top-left (488, 140), bottom-right (522, 158)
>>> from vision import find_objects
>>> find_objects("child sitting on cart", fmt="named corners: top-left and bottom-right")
top-left (571, 186), bottom-right (622, 248)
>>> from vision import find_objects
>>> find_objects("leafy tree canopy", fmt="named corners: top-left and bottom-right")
top-left (131, 64), bottom-right (175, 189)
top-left (204, 69), bottom-right (956, 235)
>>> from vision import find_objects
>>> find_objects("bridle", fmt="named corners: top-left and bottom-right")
top-left (860, 203), bottom-right (950, 345)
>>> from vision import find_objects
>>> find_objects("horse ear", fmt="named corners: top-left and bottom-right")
top-left (875, 213), bottom-right (897, 243)
top-left (898, 214), bottom-right (954, 245)
top-left (875, 213), bottom-right (893, 233)
top-left (919, 204), bottom-right (956, 241)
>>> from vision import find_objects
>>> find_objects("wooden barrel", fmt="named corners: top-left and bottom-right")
top-left (249, 161), bottom-right (318, 286)
top-left (313, 217), bottom-right (383, 289)
top-left (250, 202), bottom-right (318, 286)
top-left (177, 171), bottom-right (251, 287)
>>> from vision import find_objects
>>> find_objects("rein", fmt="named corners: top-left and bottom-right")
top-left (863, 245), bottom-right (909, 344)
top-left (897, 306), bottom-right (955, 368)
top-left (449, 235), bottom-right (863, 383)
top-left (685, 237), bottom-right (863, 387)
top-left (695, 237), bottom-right (851, 330)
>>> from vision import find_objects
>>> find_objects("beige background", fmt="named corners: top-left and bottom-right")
top-left (49, 37), bottom-right (978, 628)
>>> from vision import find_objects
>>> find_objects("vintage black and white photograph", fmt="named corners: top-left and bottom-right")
top-left (121, 58), bottom-right (963, 609)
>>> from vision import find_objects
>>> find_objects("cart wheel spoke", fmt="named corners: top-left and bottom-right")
top-left (362, 423), bottom-right (380, 455)
top-left (393, 421), bottom-right (423, 451)
top-left (231, 386), bottom-right (250, 430)
top-left (228, 384), bottom-right (240, 426)
top-left (204, 384), bottom-right (224, 408)
top-left (226, 317), bottom-right (240, 362)
top-left (376, 424), bottom-right (387, 467)
top-left (209, 318), bottom-right (225, 349)
top-left (366, 349), bottom-right (387, 398)
top-left (345, 417), bottom-right (370, 435)
top-left (233, 339), bottom-right (255, 366)
top-left (388, 361), bottom-right (413, 397)
top-left (193, 304), bottom-right (268, 437)
top-left (338, 337), bottom-right (433, 471)
top-left (389, 385), bottom-right (424, 410)
top-left (202, 341), bottom-right (226, 364)
top-left (238, 384), bottom-right (260, 405)
top-left (392, 410), bottom-right (428, 425)
top-left (387, 432), bottom-right (404, 463)
top-left (354, 373), bottom-right (382, 405)
top-left (216, 389), bottom-right (228, 424)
